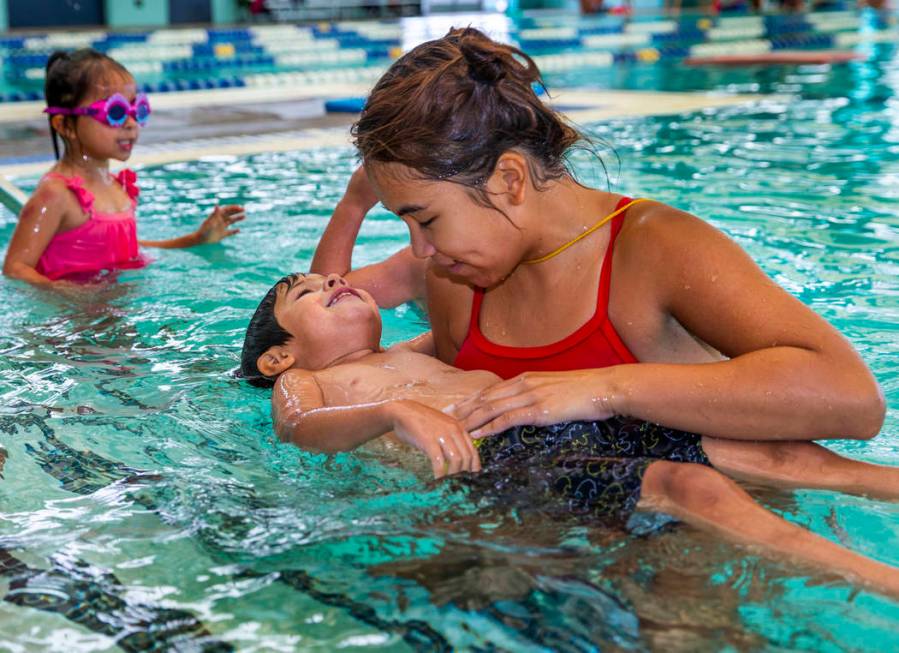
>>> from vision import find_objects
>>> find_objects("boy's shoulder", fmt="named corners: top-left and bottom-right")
top-left (272, 369), bottom-right (324, 412)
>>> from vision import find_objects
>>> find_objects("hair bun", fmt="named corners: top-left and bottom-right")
top-left (459, 40), bottom-right (506, 86)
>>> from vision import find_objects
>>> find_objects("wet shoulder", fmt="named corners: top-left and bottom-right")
top-left (29, 175), bottom-right (82, 214)
top-left (615, 200), bottom-right (725, 271)
top-left (273, 369), bottom-right (324, 414)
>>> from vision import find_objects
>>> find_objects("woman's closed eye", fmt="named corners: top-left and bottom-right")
top-left (419, 215), bottom-right (437, 228)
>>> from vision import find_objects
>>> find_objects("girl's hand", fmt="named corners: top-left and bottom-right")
top-left (390, 400), bottom-right (481, 478)
top-left (194, 205), bottom-right (245, 244)
top-left (451, 370), bottom-right (620, 438)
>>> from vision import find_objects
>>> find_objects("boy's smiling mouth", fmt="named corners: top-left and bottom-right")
top-left (327, 287), bottom-right (362, 307)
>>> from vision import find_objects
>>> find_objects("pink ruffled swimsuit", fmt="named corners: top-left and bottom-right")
top-left (35, 169), bottom-right (148, 281)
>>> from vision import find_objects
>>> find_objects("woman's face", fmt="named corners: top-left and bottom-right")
top-left (367, 162), bottom-right (526, 288)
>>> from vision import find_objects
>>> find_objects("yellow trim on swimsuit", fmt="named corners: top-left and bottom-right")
top-left (523, 198), bottom-right (647, 265)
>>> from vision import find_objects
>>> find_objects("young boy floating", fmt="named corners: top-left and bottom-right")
top-left (240, 272), bottom-right (899, 597)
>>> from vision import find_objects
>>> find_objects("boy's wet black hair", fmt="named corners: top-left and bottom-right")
top-left (44, 48), bottom-right (131, 160)
top-left (240, 273), bottom-right (302, 388)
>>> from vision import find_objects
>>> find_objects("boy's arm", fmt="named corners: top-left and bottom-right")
top-left (273, 369), bottom-right (479, 477)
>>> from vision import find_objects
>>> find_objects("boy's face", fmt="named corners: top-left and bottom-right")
top-left (269, 273), bottom-right (382, 371)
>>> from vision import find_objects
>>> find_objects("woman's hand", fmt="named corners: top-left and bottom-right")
top-left (341, 165), bottom-right (379, 212)
top-left (194, 204), bottom-right (245, 244)
top-left (451, 370), bottom-right (620, 438)
top-left (390, 400), bottom-right (481, 478)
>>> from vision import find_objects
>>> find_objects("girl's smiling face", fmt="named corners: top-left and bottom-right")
top-left (53, 69), bottom-right (141, 163)
top-left (367, 162), bottom-right (529, 289)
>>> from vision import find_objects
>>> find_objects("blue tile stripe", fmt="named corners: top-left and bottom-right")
top-left (0, 12), bottom-right (895, 104)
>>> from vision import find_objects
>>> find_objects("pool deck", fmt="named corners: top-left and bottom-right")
top-left (0, 85), bottom-right (766, 180)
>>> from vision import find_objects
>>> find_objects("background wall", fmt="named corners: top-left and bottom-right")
top-left (9, 0), bottom-right (104, 28)
top-left (212, 0), bottom-right (240, 23)
top-left (104, 0), bottom-right (168, 28)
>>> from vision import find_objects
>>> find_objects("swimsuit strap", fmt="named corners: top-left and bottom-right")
top-left (44, 169), bottom-right (140, 214)
top-left (44, 172), bottom-right (95, 217)
top-left (523, 198), bottom-right (647, 266)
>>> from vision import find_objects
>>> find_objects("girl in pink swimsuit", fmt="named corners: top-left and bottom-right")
top-left (2, 49), bottom-right (246, 285)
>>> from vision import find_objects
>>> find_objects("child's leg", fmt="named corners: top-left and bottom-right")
top-left (638, 460), bottom-right (899, 598)
top-left (701, 437), bottom-right (899, 500)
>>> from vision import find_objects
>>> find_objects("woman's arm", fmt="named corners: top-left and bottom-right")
top-left (311, 166), bottom-right (427, 308)
top-left (455, 205), bottom-right (884, 442)
top-left (139, 204), bottom-right (244, 249)
top-left (612, 206), bottom-right (884, 440)
top-left (3, 181), bottom-right (68, 284)
top-left (389, 331), bottom-right (436, 356)
top-left (310, 166), bottom-right (379, 275)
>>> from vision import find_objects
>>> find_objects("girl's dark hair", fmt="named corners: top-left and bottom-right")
top-left (44, 48), bottom-right (131, 159)
top-left (240, 274), bottom-right (301, 388)
top-left (352, 27), bottom-right (585, 206)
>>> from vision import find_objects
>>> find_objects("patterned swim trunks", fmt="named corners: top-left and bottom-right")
top-left (468, 417), bottom-right (711, 525)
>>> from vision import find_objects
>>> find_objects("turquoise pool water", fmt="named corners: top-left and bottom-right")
top-left (0, 44), bottom-right (898, 652)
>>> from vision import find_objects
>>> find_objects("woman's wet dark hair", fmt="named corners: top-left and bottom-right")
top-left (44, 48), bottom-right (131, 160)
top-left (240, 274), bottom-right (301, 388)
top-left (352, 27), bottom-right (592, 207)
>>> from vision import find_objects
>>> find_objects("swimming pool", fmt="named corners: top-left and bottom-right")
top-left (0, 24), bottom-right (897, 653)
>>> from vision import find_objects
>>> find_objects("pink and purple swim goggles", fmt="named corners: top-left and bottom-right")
top-left (44, 92), bottom-right (151, 127)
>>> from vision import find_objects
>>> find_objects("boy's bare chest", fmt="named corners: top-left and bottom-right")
top-left (315, 353), bottom-right (494, 408)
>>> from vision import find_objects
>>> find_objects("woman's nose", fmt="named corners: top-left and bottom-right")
top-left (409, 227), bottom-right (436, 259)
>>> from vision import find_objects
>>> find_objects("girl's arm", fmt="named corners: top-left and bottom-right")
top-left (311, 166), bottom-right (427, 308)
top-left (3, 181), bottom-right (69, 284)
top-left (456, 206), bottom-right (884, 442)
top-left (273, 369), bottom-right (478, 477)
top-left (139, 204), bottom-right (244, 249)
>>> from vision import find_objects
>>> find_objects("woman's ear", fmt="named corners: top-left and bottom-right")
top-left (256, 346), bottom-right (296, 379)
top-left (488, 152), bottom-right (529, 206)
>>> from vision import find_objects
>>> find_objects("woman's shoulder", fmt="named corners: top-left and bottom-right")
top-left (617, 199), bottom-right (730, 259)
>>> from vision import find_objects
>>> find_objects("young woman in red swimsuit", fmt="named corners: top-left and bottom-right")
top-left (312, 28), bottom-right (897, 500)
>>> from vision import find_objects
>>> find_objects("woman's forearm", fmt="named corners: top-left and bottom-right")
top-left (610, 348), bottom-right (885, 441)
top-left (310, 198), bottom-right (368, 275)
